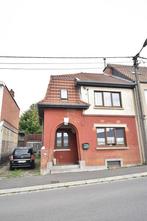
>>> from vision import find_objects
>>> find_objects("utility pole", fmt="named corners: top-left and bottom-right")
top-left (133, 39), bottom-right (147, 163)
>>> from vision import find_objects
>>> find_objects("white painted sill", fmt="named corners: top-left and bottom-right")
top-left (54, 149), bottom-right (71, 152)
top-left (96, 146), bottom-right (129, 150)
top-left (94, 106), bottom-right (124, 110)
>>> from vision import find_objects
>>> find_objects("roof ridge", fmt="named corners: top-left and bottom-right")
top-left (51, 72), bottom-right (103, 78)
top-left (108, 63), bottom-right (147, 69)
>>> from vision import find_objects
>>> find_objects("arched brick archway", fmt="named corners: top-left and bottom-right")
top-left (54, 123), bottom-right (79, 165)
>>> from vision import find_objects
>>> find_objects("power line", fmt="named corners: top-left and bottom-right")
top-left (0, 55), bottom-right (133, 59)
top-left (0, 55), bottom-right (145, 70)
top-left (139, 56), bottom-right (147, 60)
top-left (0, 61), bottom-right (104, 65)
top-left (0, 58), bottom-right (134, 66)
top-left (0, 61), bottom-right (133, 66)
top-left (0, 67), bottom-right (103, 70)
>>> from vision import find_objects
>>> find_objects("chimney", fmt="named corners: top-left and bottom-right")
top-left (10, 89), bottom-right (15, 97)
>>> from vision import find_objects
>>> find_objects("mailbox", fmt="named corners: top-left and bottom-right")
top-left (82, 143), bottom-right (89, 150)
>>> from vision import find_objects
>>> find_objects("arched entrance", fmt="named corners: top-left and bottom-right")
top-left (54, 124), bottom-right (79, 165)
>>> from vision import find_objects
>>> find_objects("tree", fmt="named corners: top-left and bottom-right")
top-left (19, 104), bottom-right (42, 134)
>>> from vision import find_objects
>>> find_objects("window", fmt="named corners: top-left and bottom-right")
top-left (95, 92), bottom-right (103, 106)
top-left (96, 127), bottom-right (126, 146)
top-left (104, 92), bottom-right (112, 106)
top-left (56, 132), bottom-right (62, 147)
top-left (60, 89), bottom-right (68, 99)
top-left (112, 93), bottom-right (121, 106)
top-left (56, 131), bottom-right (69, 148)
top-left (94, 91), bottom-right (121, 107)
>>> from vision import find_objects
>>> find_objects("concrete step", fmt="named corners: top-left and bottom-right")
top-left (50, 164), bottom-right (80, 174)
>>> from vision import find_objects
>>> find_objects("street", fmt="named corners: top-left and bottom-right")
top-left (0, 177), bottom-right (147, 221)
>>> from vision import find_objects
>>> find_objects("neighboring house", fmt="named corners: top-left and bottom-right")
top-left (18, 132), bottom-right (42, 154)
top-left (0, 82), bottom-right (20, 163)
top-left (104, 64), bottom-right (147, 163)
top-left (38, 73), bottom-right (141, 175)
top-left (25, 134), bottom-right (42, 154)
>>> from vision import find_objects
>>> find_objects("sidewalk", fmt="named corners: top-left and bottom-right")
top-left (0, 165), bottom-right (147, 195)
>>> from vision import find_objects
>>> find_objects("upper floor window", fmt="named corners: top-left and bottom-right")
top-left (60, 89), bottom-right (68, 99)
top-left (94, 91), bottom-right (121, 107)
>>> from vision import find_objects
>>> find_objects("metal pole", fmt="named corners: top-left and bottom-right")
top-left (133, 55), bottom-right (147, 163)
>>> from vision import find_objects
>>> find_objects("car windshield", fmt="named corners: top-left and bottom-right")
top-left (14, 149), bottom-right (31, 156)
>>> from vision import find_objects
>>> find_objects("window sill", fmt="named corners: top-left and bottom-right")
top-left (96, 146), bottom-right (128, 150)
top-left (54, 149), bottom-right (71, 152)
top-left (94, 106), bottom-right (123, 110)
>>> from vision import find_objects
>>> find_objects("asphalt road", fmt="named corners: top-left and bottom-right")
top-left (0, 177), bottom-right (147, 221)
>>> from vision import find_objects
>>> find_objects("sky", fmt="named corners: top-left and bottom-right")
top-left (0, 0), bottom-right (147, 114)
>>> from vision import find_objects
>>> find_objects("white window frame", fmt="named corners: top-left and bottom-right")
top-left (60, 89), bottom-right (68, 99)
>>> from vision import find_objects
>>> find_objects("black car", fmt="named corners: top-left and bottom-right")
top-left (9, 147), bottom-right (35, 170)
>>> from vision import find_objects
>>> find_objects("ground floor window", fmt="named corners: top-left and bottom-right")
top-left (55, 131), bottom-right (69, 149)
top-left (96, 127), bottom-right (126, 146)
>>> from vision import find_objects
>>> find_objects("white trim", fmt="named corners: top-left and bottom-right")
top-left (61, 89), bottom-right (68, 99)
top-left (94, 123), bottom-right (127, 128)
top-left (27, 141), bottom-right (42, 144)
top-left (105, 158), bottom-right (123, 167)
top-left (96, 147), bottom-right (128, 150)
top-left (79, 160), bottom-right (85, 169)
top-left (54, 148), bottom-right (71, 152)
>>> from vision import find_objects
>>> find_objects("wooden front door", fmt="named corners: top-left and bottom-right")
top-left (54, 129), bottom-right (78, 165)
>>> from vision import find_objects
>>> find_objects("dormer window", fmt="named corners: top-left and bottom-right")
top-left (60, 89), bottom-right (68, 99)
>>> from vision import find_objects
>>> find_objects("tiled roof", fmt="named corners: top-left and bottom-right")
top-left (74, 72), bottom-right (133, 85)
top-left (41, 76), bottom-right (84, 105)
top-left (39, 72), bottom-right (134, 107)
top-left (39, 73), bottom-right (89, 107)
top-left (106, 64), bottom-right (147, 82)
top-left (50, 72), bottom-right (133, 84)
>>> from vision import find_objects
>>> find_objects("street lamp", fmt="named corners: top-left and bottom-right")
top-left (133, 39), bottom-right (147, 163)
top-left (133, 39), bottom-right (147, 68)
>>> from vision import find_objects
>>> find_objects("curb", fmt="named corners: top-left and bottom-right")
top-left (0, 172), bottom-right (147, 196)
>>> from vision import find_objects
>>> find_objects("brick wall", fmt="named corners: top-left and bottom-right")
top-left (1, 86), bottom-right (20, 129)
top-left (41, 108), bottom-right (141, 170)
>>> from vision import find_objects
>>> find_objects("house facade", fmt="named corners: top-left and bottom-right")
top-left (0, 82), bottom-right (20, 162)
top-left (104, 64), bottom-right (147, 163)
top-left (18, 133), bottom-right (42, 154)
top-left (38, 73), bottom-right (141, 174)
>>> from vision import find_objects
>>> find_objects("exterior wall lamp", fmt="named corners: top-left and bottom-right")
top-left (64, 117), bottom-right (69, 126)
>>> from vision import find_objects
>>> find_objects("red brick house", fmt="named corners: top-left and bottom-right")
top-left (38, 73), bottom-right (141, 174)
top-left (0, 82), bottom-right (20, 162)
